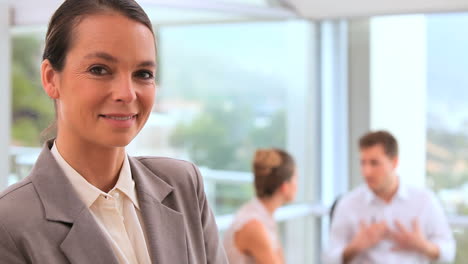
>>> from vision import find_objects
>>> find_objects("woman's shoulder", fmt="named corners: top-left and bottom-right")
top-left (130, 156), bottom-right (205, 197)
top-left (134, 156), bottom-right (197, 173)
top-left (132, 156), bottom-right (200, 181)
top-left (0, 177), bottom-right (35, 209)
top-left (0, 177), bottom-right (43, 229)
top-left (229, 200), bottom-right (267, 231)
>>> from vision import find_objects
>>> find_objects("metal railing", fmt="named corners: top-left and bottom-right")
top-left (10, 146), bottom-right (468, 229)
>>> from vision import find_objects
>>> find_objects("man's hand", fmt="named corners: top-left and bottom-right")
top-left (352, 220), bottom-right (389, 251)
top-left (343, 220), bottom-right (388, 263)
top-left (390, 219), bottom-right (440, 260)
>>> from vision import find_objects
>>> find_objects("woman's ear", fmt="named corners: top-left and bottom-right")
top-left (279, 182), bottom-right (289, 194)
top-left (41, 59), bottom-right (60, 99)
top-left (392, 156), bottom-right (399, 170)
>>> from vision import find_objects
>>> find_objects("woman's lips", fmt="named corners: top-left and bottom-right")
top-left (99, 114), bottom-right (137, 128)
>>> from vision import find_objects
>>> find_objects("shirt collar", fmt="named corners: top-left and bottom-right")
top-left (395, 182), bottom-right (409, 201)
top-left (363, 185), bottom-right (376, 204)
top-left (114, 154), bottom-right (140, 209)
top-left (363, 179), bottom-right (409, 204)
top-left (51, 142), bottom-right (140, 209)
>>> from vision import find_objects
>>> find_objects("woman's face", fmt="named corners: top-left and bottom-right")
top-left (46, 13), bottom-right (156, 148)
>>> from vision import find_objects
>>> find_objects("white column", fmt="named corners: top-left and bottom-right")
top-left (321, 20), bottom-right (349, 203)
top-left (0, 0), bottom-right (11, 190)
top-left (320, 20), bottom-right (349, 248)
top-left (285, 22), bottom-right (320, 204)
top-left (348, 19), bottom-right (371, 188)
top-left (370, 15), bottom-right (427, 187)
top-left (284, 20), bottom-right (321, 264)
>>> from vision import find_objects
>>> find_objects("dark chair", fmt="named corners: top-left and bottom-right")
top-left (329, 195), bottom-right (342, 226)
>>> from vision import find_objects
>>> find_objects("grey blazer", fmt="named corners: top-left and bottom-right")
top-left (0, 141), bottom-right (228, 264)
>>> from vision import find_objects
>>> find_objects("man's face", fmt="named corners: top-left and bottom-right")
top-left (360, 144), bottom-right (398, 195)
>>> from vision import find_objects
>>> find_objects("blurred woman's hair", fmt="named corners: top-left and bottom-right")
top-left (253, 148), bottom-right (295, 198)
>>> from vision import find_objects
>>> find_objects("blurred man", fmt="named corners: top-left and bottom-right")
top-left (324, 131), bottom-right (455, 264)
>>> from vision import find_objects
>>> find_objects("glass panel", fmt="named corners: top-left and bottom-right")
top-left (11, 34), bottom-right (52, 147)
top-left (426, 13), bottom-right (468, 217)
top-left (8, 21), bottom-right (317, 215)
top-left (7, 13), bottom-right (318, 264)
top-left (278, 215), bottom-right (319, 263)
top-left (343, 13), bottom-right (467, 264)
top-left (129, 20), bottom-right (315, 215)
top-left (360, 12), bottom-right (468, 217)
top-left (10, 33), bottom-right (52, 184)
top-left (453, 226), bottom-right (468, 263)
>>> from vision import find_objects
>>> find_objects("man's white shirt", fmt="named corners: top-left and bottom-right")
top-left (324, 182), bottom-right (455, 264)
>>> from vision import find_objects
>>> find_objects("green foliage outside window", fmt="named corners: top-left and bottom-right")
top-left (11, 35), bottom-right (54, 146)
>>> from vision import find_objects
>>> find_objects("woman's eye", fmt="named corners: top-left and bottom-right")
top-left (135, 70), bottom-right (154, 80)
top-left (89, 66), bottom-right (109, 76)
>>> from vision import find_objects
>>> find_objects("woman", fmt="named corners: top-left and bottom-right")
top-left (223, 148), bottom-right (298, 264)
top-left (0, 0), bottom-right (227, 263)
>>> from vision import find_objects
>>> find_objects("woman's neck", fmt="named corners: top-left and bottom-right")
top-left (55, 135), bottom-right (125, 193)
top-left (259, 195), bottom-right (285, 216)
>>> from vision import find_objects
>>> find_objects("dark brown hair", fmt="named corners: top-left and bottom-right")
top-left (43, 0), bottom-right (154, 71)
top-left (253, 148), bottom-right (295, 198)
top-left (41, 0), bottom-right (154, 139)
top-left (359, 130), bottom-right (398, 158)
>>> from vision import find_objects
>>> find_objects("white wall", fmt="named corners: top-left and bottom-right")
top-left (370, 15), bottom-right (427, 187)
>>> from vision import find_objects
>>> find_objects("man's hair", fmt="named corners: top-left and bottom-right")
top-left (359, 130), bottom-right (398, 158)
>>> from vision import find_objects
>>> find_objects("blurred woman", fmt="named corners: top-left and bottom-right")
top-left (0, 0), bottom-right (227, 263)
top-left (223, 148), bottom-right (298, 264)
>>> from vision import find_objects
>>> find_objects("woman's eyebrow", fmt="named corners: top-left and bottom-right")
top-left (137, 61), bottom-right (156, 68)
top-left (84, 52), bottom-right (118, 62)
top-left (83, 52), bottom-right (155, 68)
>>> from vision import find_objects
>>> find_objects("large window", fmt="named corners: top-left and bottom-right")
top-left (426, 13), bottom-right (468, 263)
top-left (6, 5), bottom-right (468, 264)
top-left (132, 21), bottom-right (320, 263)
top-left (9, 20), bottom-right (320, 263)
top-left (129, 21), bottom-right (317, 214)
top-left (426, 13), bottom-right (468, 213)
top-left (360, 13), bottom-right (468, 263)
top-left (9, 32), bottom-right (51, 184)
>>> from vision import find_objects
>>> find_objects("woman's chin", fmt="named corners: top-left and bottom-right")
top-left (97, 134), bottom-right (135, 148)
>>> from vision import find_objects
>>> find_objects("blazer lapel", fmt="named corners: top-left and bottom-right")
top-left (60, 209), bottom-right (119, 264)
top-left (31, 140), bottom-right (118, 264)
top-left (129, 157), bottom-right (188, 264)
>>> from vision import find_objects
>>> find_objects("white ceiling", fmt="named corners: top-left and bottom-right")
top-left (8, 0), bottom-right (468, 27)
top-left (9, 0), bottom-right (295, 27)
top-left (287, 0), bottom-right (468, 19)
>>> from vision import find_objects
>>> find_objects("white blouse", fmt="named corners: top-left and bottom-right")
top-left (223, 198), bottom-right (280, 264)
top-left (51, 143), bottom-right (151, 264)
